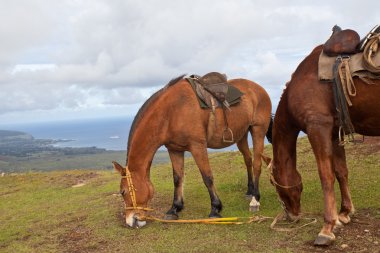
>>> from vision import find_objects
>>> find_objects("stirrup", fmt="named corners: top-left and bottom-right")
top-left (223, 128), bottom-right (234, 143)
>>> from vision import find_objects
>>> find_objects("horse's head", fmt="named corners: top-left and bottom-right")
top-left (261, 155), bottom-right (303, 221)
top-left (113, 161), bottom-right (154, 228)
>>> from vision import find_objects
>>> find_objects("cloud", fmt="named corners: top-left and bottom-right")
top-left (0, 0), bottom-right (379, 122)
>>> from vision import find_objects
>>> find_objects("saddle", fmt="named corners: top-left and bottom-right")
top-left (319, 25), bottom-right (380, 144)
top-left (187, 72), bottom-right (243, 109)
top-left (319, 25), bottom-right (380, 81)
top-left (186, 72), bottom-right (244, 143)
top-left (323, 25), bottom-right (360, 56)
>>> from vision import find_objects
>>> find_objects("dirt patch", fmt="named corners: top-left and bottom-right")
top-left (292, 209), bottom-right (380, 253)
top-left (49, 172), bottom-right (99, 188)
top-left (57, 216), bottom-right (109, 253)
top-left (349, 136), bottom-right (380, 156)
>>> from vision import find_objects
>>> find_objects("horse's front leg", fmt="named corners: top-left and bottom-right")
top-left (164, 150), bottom-right (185, 220)
top-left (332, 138), bottom-right (354, 224)
top-left (307, 121), bottom-right (338, 246)
top-left (190, 144), bottom-right (223, 218)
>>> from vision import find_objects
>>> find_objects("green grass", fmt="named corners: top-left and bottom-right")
top-left (0, 137), bottom-right (379, 252)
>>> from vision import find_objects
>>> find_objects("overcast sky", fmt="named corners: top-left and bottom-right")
top-left (0, 0), bottom-right (378, 124)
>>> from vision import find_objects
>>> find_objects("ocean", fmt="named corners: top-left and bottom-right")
top-left (0, 117), bottom-right (133, 151)
top-left (0, 116), bottom-right (266, 151)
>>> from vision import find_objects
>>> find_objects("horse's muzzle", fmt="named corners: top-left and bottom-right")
top-left (125, 213), bottom-right (147, 228)
top-left (286, 212), bottom-right (301, 222)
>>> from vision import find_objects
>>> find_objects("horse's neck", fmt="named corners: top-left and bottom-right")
top-left (127, 106), bottom-right (166, 177)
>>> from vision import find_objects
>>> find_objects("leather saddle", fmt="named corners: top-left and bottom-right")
top-left (187, 72), bottom-right (243, 109)
top-left (323, 25), bottom-right (360, 56)
top-left (187, 72), bottom-right (244, 143)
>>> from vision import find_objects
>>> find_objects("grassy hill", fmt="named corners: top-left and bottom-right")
top-left (0, 136), bottom-right (379, 252)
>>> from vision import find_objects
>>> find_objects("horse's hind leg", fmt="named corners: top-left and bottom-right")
top-left (190, 144), bottom-right (223, 218)
top-left (165, 150), bottom-right (185, 220)
top-left (332, 138), bottom-right (354, 224)
top-left (236, 133), bottom-right (254, 198)
top-left (248, 125), bottom-right (267, 211)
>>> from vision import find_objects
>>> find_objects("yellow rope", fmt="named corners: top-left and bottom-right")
top-left (140, 215), bottom-right (272, 225)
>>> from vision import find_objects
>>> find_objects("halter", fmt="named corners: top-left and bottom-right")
top-left (121, 166), bottom-right (153, 212)
top-left (267, 161), bottom-right (302, 189)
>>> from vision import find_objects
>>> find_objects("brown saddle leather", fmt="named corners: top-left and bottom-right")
top-left (191, 72), bottom-right (229, 105)
top-left (323, 25), bottom-right (360, 56)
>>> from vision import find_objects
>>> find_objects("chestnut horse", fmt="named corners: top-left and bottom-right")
top-left (270, 45), bottom-right (380, 245)
top-left (113, 75), bottom-right (272, 228)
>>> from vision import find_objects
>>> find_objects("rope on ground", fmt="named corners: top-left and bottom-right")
top-left (139, 211), bottom-right (317, 231)
top-left (140, 215), bottom-right (273, 225)
top-left (270, 211), bottom-right (318, 232)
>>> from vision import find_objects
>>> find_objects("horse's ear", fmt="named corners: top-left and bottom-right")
top-left (112, 161), bottom-right (124, 175)
top-left (261, 154), bottom-right (272, 166)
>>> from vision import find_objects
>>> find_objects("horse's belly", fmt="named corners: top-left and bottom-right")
top-left (207, 125), bottom-right (248, 149)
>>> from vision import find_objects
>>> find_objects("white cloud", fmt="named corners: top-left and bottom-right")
top-left (0, 0), bottom-right (379, 123)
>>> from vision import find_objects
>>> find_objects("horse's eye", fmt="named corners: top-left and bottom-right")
top-left (120, 189), bottom-right (126, 196)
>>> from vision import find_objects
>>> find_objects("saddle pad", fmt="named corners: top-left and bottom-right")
top-left (318, 51), bottom-right (380, 81)
top-left (187, 78), bottom-right (244, 109)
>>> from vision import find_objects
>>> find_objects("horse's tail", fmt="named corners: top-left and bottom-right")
top-left (266, 114), bottom-right (273, 144)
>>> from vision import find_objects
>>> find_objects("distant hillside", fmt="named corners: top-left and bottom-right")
top-left (0, 130), bottom-right (171, 172)
top-left (0, 130), bottom-right (33, 140)
top-left (0, 129), bottom-right (106, 158)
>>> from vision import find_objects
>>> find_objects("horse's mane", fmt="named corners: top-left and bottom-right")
top-left (126, 74), bottom-right (186, 165)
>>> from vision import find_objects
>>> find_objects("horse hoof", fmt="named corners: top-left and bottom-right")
top-left (338, 213), bottom-right (351, 224)
top-left (249, 198), bottom-right (260, 212)
top-left (249, 205), bottom-right (260, 212)
top-left (314, 233), bottom-right (335, 246)
top-left (164, 213), bottom-right (179, 220)
top-left (335, 219), bottom-right (343, 228)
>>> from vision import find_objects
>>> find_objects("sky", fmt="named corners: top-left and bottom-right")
top-left (0, 0), bottom-right (378, 124)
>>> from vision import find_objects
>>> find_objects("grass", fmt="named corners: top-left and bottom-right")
top-left (0, 137), bottom-right (379, 252)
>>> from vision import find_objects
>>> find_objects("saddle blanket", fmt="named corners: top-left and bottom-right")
top-left (318, 51), bottom-right (380, 81)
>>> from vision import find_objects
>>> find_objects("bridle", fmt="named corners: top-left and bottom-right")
top-left (121, 166), bottom-right (153, 212)
top-left (267, 161), bottom-right (302, 189)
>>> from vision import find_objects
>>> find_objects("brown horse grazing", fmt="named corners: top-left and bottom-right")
top-left (270, 45), bottom-right (380, 245)
top-left (112, 75), bottom-right (272, 228)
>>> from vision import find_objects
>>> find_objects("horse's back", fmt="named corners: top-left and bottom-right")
top-left (162, 78), bottom-right (271, 149)
top-left (228, 78), bottom-right (272, 117)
